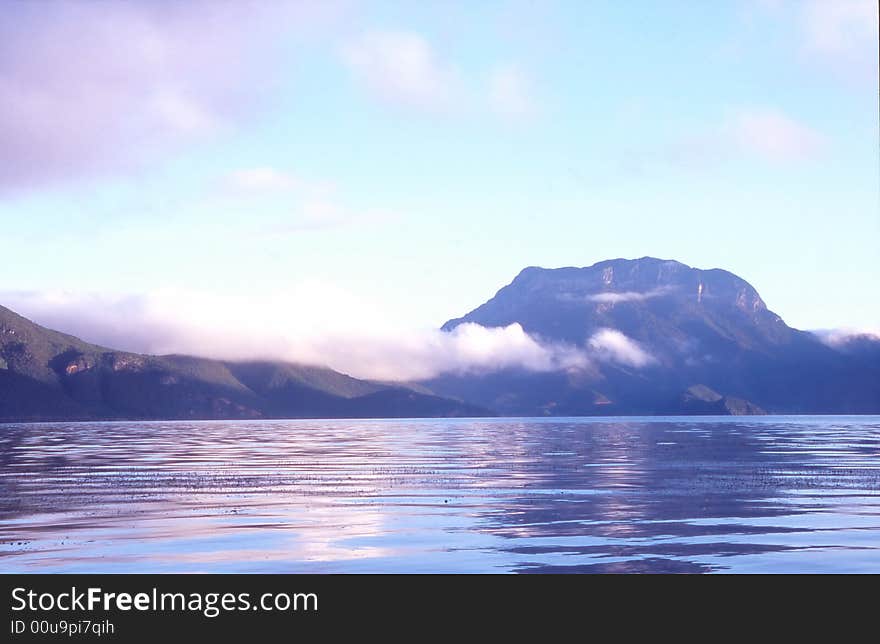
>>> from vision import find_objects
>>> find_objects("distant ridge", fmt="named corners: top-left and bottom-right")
top-left (0, 304), bottom-right (487, 421)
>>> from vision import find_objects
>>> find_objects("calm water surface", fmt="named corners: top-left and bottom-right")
top-left (1, 416), bottom-right (879, 573)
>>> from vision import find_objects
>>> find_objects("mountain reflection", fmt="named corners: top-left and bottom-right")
top-left (1, 417), bottom-right (878, 573)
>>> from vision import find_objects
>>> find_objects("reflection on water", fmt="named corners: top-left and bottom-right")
top-left (1, 417), bottom-right (879, 573)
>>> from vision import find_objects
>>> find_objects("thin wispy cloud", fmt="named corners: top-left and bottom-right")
top-left (801, 0), bottom-right (877, 58)
top-left (729, 108), bottom-right (825, 162)
top-left (488, 64), bottom-right (537, 120)
top-left (667, 106), bottom-right (826, 168)
top-left (753, 0), bottom-right (878, 82)
top-left (226, 167), bottom-right (305, 192)
top-left (340, 31), bottom-right (460, 111)
top-left (584, 287), bottom-right (672, 304)
top-left (340, 31), bottom-right (540, 120)
top-left (220, 166), bottom-right (395, 231)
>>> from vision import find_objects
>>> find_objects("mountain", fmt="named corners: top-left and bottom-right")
top-left (0, 304), bottom-right (486, 421)
top-left (430, 257), bottom-right (880, 415)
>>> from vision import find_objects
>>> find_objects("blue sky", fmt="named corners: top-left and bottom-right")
top-left (0, 1), bottom-right (877, 377)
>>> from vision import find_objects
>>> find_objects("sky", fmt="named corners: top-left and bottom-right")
top-left (1, 0), bottom-right (878, 379)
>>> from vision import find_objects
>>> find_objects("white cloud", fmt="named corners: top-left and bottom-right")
top-left (340, 31), bottom-right (459, 111)
top-left (1, 289), bottom-right (589, 382)
top-left (730, 108), bottom-right (825, 161)
top-left (488, 64), bottom-right (536, 120)
top-left (588, 328), bottom-right (656, 368)
top-left (431, 323), bottom-right (589, 376)
top-left (584, 287), bottom-right (671, 304)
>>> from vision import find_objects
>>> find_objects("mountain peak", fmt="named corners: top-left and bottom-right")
top-left (597, 256), bottom-right (689, 268)
top-left (458, 257), bottom-right (770, 321)
top-left (512, 257), bottom-right (688, 281)
top-left (443, 257), bottom-right (785, 348)
top-left (433, 258), bottom-right (879, 416)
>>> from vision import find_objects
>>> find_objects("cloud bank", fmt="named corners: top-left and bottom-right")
top-left (3, 289), bottom-right (663, 380)
top-left (2, 289), bottom-right (594, 382)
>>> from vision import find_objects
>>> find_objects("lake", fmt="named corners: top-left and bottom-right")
top-left (1, 416), bottom-right (878, 573)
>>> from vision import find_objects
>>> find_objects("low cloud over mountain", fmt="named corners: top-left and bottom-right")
top-left (3, 257), bottom-right (878, 418)
top-left (1, 289), bottom-right (594, 381)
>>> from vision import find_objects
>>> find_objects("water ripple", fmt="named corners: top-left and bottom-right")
top-left (1, 416), bottom-right (879, 573)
